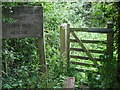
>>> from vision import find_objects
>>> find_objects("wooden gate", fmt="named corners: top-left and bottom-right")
top-left (60, 23), bottom-right (114, 72)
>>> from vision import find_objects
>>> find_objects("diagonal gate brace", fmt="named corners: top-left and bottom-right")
top-left (71, 31), bottom-right (98, 66)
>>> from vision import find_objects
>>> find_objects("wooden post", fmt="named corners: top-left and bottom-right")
top-left (63, 77), bottom-right (75, 89)
top-left (107, 22), bottom-right (114, 59)
top-left (60, 24), bottom-right (66, 57)
top-left (0, 6), bottom-right (2, 90)
top-left (115, 2), bottom-right (120, 83)
top-left (38, 36), bottom-right (46, 73)
top-left (60, 24), bottom-right (70, 70)
top-left (38, 7), bottom-right (46, 73)
top-left (66, 24), bottom-right (70, 70)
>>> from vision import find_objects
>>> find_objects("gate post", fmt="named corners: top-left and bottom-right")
top-left (66, 24), bottom-right (70, 70)
top-left (107, 22), bottom-right (114, 59)
top-left (60, 24), bottom-right (66, 57)
top-left (60, 24), bottom-right (70, 70)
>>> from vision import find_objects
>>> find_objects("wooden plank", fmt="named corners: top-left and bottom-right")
top-left (70, 48), bottom-right (104, 54)
top-left (70, 28), bottom-right (113, 33)
top-left (70, 39), bottom-right (107, 44)
top-left (70, 28), bottom-right (88, 32)
top-left (70, 55), bottom-right (101, 61)
top-left (71, 31), bottom-right (98, 66)
top-left (88, 29), bottom-right (113, 33)
top-left (63, 77), bottom-right (75, 89)
top-left (70, 61), bottom-right (95, 67)
top-left (74, 68), bottom-right (93, 72)
top-left (74, 68), bottom-right (97, 73)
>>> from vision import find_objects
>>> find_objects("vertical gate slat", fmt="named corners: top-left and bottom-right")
top-left (107, 23), bottom-right (114, 59)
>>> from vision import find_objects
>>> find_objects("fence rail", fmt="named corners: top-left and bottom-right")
top-left (70, 28), bottom-right (113, 33)
top-left (70, 39), bottom-right (107, 44)
top-left (70, 48), bottom-right (104, 54)
top-left (70, 55), bottom-right (101, 61)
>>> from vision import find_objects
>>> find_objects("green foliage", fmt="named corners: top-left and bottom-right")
top-left (2, 38), bottom-right (42, 88)
top-left (83, 2), bottom-right (119, 88)
top-left (2, 2), bottom-right (119, 89)
top-left (86, 57), bottom-right (117, 88)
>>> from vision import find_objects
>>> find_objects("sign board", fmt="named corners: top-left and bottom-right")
top-left (2, 6), bottom-right (43, 38)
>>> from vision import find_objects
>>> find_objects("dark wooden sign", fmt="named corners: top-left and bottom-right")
top-left (2, 6), bottom-right (43, 38)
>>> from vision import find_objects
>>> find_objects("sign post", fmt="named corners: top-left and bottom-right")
top-left (2, 6), bottom-right (46, 72)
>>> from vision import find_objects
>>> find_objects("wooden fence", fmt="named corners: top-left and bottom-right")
top-left (60, 23), bottom-right (114, 72)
